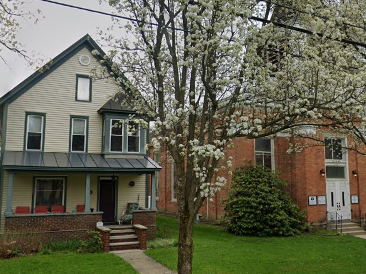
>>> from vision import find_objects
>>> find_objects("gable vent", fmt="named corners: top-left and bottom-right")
top-left (79, 55), bottom-right (91, 66)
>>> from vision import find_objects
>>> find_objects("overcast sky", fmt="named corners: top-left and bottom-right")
top-left (0, 0), bottom-right (121, 95)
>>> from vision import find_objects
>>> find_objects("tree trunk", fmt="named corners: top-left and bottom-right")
top-left (177, 208), bottom-right (195, 274)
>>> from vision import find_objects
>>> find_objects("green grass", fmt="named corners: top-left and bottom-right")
top-left (0, 253), bottom-right (138, 274)
top-left (146, 215), bottom-right (366, 274)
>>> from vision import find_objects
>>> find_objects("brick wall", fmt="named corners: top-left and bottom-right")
top-left (133, 210), bottom-right (156, 240)
top-left (156, 134), bottom-right (366, 224)
top-left (5, 213), bottom-right (102, 242)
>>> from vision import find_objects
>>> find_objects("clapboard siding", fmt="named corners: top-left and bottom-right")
top-left (118, 174), bottom-right (146, 219)
top-left (6, 47), bottom-right (118, 153)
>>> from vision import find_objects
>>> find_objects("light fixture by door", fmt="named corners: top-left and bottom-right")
top-left (320, 169), bottom-right (325, 176)
top-left (352, 170), bottom-right (358, 177)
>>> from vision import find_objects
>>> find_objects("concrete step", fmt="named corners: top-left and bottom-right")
top-left (110, 241), bottom-right (139, 247)
top-left (110, 229), bottom-right (135, 234)
top-left (110, 235), bottom-right (138, 240)
top-left (105, 225), bottom-right (133, 229)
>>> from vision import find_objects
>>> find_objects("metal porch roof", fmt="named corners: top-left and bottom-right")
top-left (2, 151), bottom-right (161, 173)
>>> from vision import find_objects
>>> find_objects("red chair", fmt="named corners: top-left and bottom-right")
top-left (51, 205), bottom-right (64, 213)
top-left (76, 205), bottom-right (85, 213)
top-left (15, 206), bottom-right (30, 214)
top-left (34, 205), bottom-right (48, 214)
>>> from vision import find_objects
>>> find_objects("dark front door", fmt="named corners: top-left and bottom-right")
top-left (99, 179), bottom-right (116, 223)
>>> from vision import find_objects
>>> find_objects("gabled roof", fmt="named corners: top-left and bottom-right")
top-left (0, 34), bottom-right (107, 106)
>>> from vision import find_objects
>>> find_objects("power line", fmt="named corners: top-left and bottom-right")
top-left (36, 0), bottom-right (366, 48)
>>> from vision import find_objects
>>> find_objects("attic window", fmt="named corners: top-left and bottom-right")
top-left (79, 55), bottom-right (91, 66)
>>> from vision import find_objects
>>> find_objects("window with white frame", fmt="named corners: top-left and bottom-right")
top-left (25, 114), bottom-right (45, 151)
top-left (325, 137), bottom-right (347, 179)
top-left (127, 121), bottom-right (140, 153)
top-left (154, 152), bottom-right (160, 199)
top-left (171, 161), bottom-right (177, 201)
top-left (76, 75), bottom-right (91, 101)
top-left (110, 119), bottom-right (123, 152)
top-left (34, 177), bottom-right (65, 211)
top-left (255, 138), bottom-right (274, 170)
top-left (71, 118), bottom-right (87, 152)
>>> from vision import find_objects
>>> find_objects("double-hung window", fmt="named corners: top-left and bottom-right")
top-left (34, 177), bottom-right (65, 211)
top-left (110, 119), bottom-right (123, 152)
top-left (325, 138), bottom-right (346, 179)
top-left (76, 75), bottom-right (91, 102)
top-left (71, 117), bottom-right (88, 152)
top-left (255, 138), bottom-right (274, 170)
top-left (25, 114), bottom-right (45, 151)
top-left (127, 121), bottom-right (140, 153)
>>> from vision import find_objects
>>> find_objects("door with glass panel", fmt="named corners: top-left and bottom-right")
top-left (326, 181), bottom-right (351, 220)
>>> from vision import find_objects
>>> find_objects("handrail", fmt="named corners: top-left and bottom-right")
top-left (335, 212), bottom-right (343, 233)
top-left (327, 211), bottom-right (343, 233)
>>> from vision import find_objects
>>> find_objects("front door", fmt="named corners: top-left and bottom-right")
top-left (326, 181), bottom-right (351, 220)
top-left (99, 179), bottom-right (116, 223)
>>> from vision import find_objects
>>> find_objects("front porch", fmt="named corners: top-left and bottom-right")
top-left (1, 152), bottom-right (161, 248)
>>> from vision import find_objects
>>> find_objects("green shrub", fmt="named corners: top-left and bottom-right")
top-left (156, 224), bottom-right (173, 239)
top-left (79, 231), bottom-right (103, 253)
top-left (42, 239), bottom-right (83, 253)
top-left (147, 238), bottom-right (178, 249)
top-left (224, 165), bottom-right (306, 236)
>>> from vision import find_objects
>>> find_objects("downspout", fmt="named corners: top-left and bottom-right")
top-left (145, 124), bottom-right (150, 209)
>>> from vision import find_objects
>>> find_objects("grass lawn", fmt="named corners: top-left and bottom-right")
top-left (146, 215), bottom-right (366, 274)
top-left (0, 253), bottom-right (138, 274)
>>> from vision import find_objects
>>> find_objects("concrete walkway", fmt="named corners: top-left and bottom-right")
top-left (111, 250), bottom-right (177, 274)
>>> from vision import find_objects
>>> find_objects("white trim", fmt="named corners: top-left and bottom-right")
top-left (171, 161), bottom-right (177, 202)
top-left (254, 138), bottom-right (275, 170)
top-left (79, 55), bottom-right (91, 66)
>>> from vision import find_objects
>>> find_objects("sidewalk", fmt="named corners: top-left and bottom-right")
top-left (111, 250), bottom-right (177, 274)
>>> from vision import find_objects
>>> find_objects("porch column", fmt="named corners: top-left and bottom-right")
top-left (5, 172), bottom-right (14, 216)
top-left (85, 173), bottom-right (91, 213)
top-left (151, 172), bottom-right (157, 210)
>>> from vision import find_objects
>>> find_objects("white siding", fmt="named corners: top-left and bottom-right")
top-left (6, 47), bottom-right (118, 153)
top-left (117, 174), bottom-right (146, 219)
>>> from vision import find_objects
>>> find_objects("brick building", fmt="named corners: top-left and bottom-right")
top-left (155, 132), bottom-right (366, 224)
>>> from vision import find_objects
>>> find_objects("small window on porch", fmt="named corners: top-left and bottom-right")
top-left (34, 177), bottom-right (65, 212)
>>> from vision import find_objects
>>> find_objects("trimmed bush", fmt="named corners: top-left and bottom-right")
top-left (224, 165), bottom-right (306, 236)
top-left (79, 230), bottom-right (103, 253)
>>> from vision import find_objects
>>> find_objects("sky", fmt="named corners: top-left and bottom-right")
top-left (0, 0), bottom-right (122, 96)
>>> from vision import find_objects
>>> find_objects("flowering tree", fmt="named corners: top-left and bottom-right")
top-left (99, 0), bottom-right (366, 273)
top-left (0, 0), bottom-right (39, 65)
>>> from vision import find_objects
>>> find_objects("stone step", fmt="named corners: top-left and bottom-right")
top-left (110, 229), bottom-right (135, 234)
top-left (343, 231), bottom-right (366, 236)
top-left (110, 235), bottom-right (138, 240)
top-left (110, 241), bottom-right (139, 247)
top-left (105, 225), bottom-right (133, 229)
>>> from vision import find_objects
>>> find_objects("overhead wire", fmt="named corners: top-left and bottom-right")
top-left (36, 0), bottom-right (366, 48)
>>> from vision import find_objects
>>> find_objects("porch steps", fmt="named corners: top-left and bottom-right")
top-left (330, 221), bottom-right (366, 237)
top-left (105, 225), bottom-right (140, 251)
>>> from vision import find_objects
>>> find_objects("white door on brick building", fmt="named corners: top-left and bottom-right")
top-left (326, 181), bottom-right (351, 220)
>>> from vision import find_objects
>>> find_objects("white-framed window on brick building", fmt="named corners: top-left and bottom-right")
top-left (154, 152), bottom-right (160, 200)
top-left (255, 138), bottom-right (274, 170)
top-left (325, 137), bottom-right (347, 179)
top-left (171, 161), bottom-right (177, 201)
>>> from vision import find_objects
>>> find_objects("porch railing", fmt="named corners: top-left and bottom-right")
top-left (327, 211), bottom-right (343, 233)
